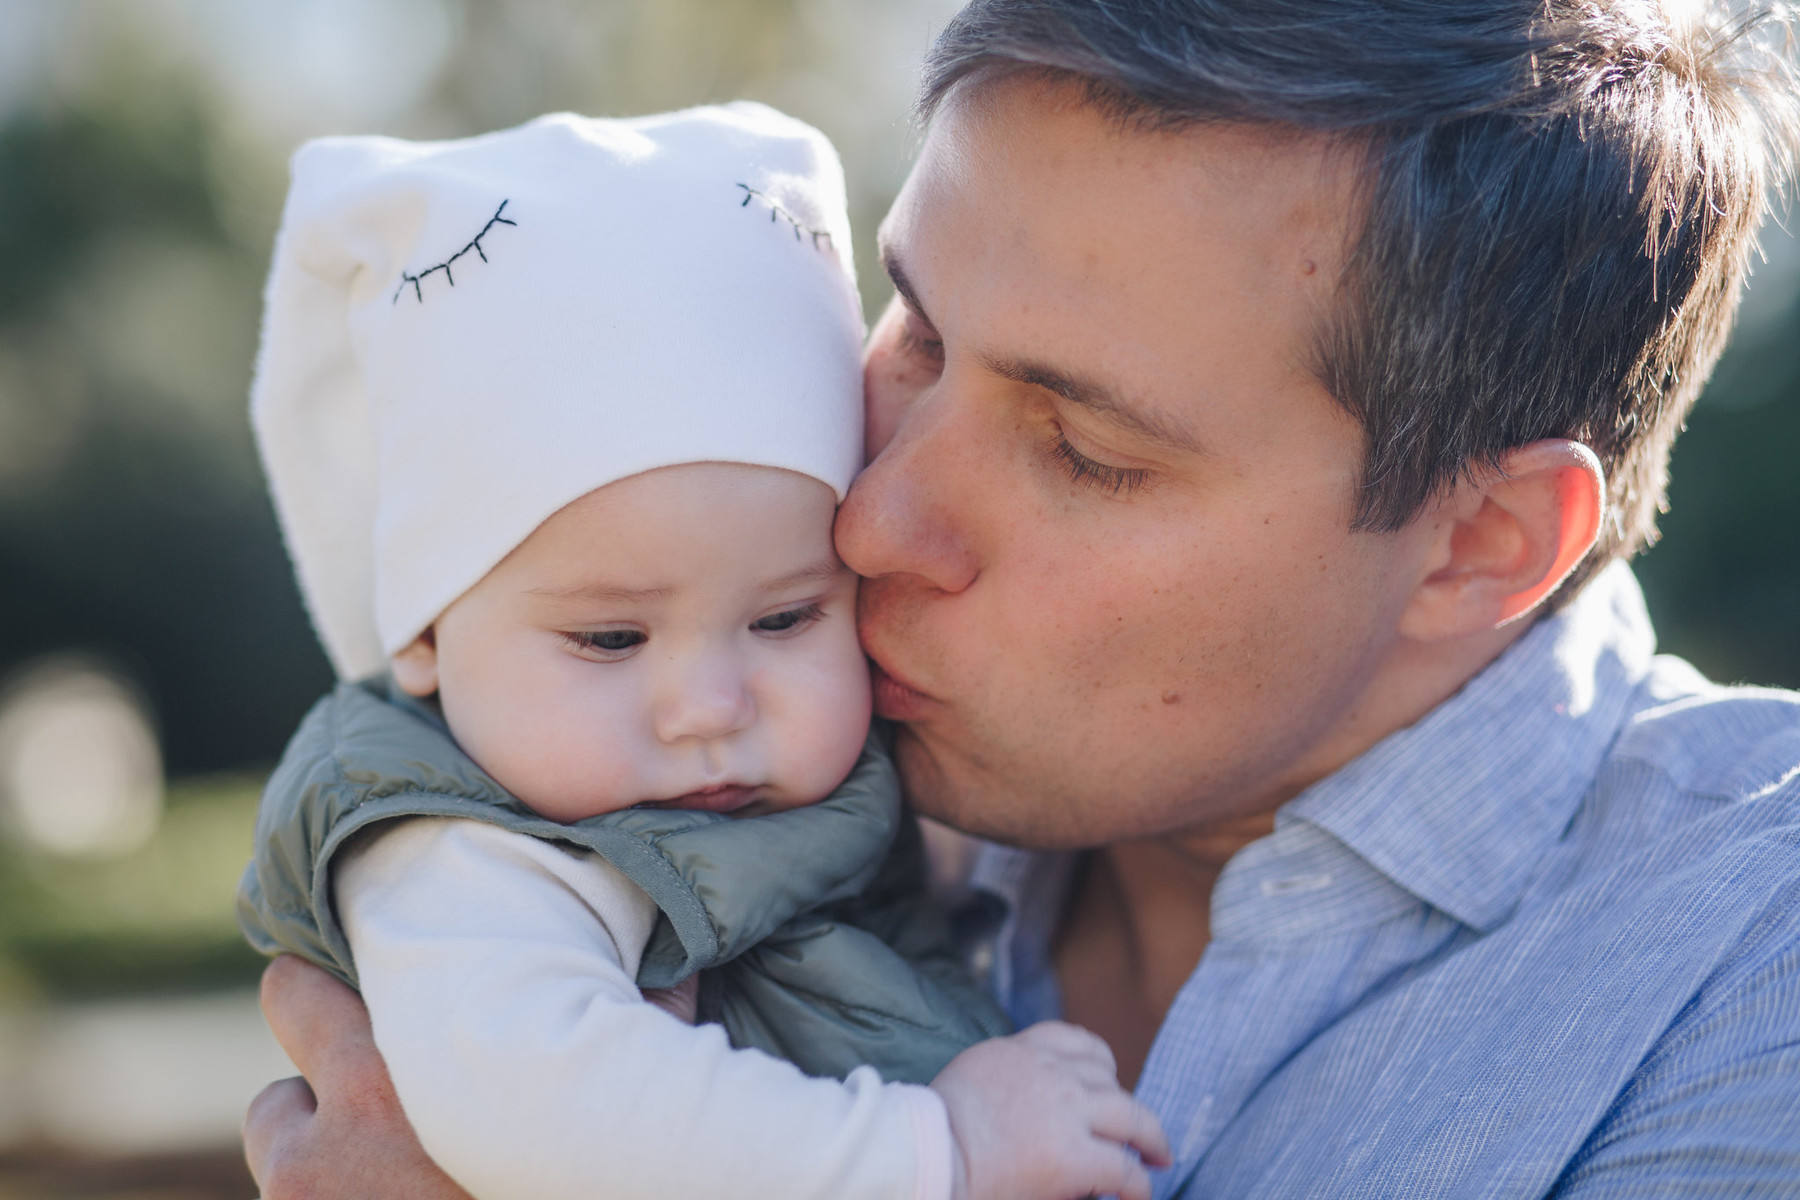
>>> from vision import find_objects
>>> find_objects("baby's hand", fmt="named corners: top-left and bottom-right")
top-left (931, 1021), bottom-right (1171, 1200)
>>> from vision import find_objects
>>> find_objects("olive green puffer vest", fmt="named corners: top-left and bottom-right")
top-left (236, 678), bottom-right (1009, 1085)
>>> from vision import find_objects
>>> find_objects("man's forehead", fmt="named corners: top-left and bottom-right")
top-left (897, 72), bottom-right (1360, 245)
top-left (880, 235), bottom-right (1212, 456)
top-left (879, 75), bottom-right (1355, 443)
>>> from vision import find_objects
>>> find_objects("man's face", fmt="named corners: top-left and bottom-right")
top-left (837, 77), bottom-right (1440, 850)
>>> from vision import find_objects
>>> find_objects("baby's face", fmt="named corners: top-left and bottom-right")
top-left (393, 463), bottom-right (871, 822)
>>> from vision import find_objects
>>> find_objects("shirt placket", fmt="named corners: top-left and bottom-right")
top-left (1134, 825), bottom-right (1449, 1200)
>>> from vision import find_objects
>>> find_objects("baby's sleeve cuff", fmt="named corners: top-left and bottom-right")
top-left (897, 1083), bottom-right (955, 1200)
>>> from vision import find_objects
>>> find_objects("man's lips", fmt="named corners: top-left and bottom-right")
top-left (869, 659), bottom-right (937, 722)
top-left (637, 784), bottom-right (759, 814)
top-left (857, 585), bottom-right (941, 722)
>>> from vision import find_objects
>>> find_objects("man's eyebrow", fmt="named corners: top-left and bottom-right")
top-left (982, 353), bottom-right (1210, 455)
top-left (880, 243), bottom-right (933, 327)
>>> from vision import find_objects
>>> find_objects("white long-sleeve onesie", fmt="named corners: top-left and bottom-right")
top-left (334, 817), bottom-right (955, 1200)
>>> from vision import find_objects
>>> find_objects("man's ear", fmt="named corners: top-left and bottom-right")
top-left (1398, 440), bottom-right (1605, 642)
top-left (390, 628), bottom-right (440, 697)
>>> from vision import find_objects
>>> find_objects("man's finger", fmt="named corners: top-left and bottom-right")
top-left (642, 975), bottom-right (700, 1024)
top-left (259, 955), bottom-right (379, 1084)
top-left (242, 1075), bottom-right (315, 1183)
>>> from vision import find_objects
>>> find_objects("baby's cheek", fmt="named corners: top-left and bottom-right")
top-left (773, 640), bottom-right (874, 804)
top-left (508, 742), bottom-right (647, 822)
top-left (475, 691), bottom-right (653, 822)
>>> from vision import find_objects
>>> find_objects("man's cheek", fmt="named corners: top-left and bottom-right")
top-left (855, 575), bottom-right (928, 655)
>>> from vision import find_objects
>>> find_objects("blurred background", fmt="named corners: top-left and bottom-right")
top-left (0, 0), bottom-right (1795, 1196)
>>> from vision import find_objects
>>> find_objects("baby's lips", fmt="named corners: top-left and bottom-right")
top-left (636, 783), bottom-right (761, 814)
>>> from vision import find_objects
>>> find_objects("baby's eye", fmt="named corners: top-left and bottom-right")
top-left (563, 629), bottom-right (647, 658)
top-left (751, 603), bottom-right (824, 635)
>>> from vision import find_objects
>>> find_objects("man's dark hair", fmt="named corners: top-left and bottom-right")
top-left (922, 0), bottom-right (1798, 594)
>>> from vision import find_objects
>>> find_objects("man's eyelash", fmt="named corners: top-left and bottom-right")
top-left (897, 323), bottom-right (944, 362)
top-left (1051, 436), bottom-right (1152, 495)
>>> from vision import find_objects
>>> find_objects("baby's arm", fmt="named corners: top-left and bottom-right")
top-left (338, 817), bottom-right (944, 1200)
top-left (336, 818), bottom-right (1165, 1200)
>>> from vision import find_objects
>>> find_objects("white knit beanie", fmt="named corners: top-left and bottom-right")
top-left (251, 105), bottom-right (865, 681)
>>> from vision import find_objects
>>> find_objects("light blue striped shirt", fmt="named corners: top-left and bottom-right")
top-left (960, 563), bottom-right (1800, 1197)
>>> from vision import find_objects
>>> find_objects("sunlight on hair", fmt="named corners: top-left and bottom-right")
top-left (1661, 0), bottom-right (1710, 30)
top-left (0, 657), bottom-right (163, 859)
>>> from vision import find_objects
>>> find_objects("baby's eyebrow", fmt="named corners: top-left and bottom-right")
top-left (526, 583), bottom-right (675, 603)
top-left (763, 554), bottom-right (849, 592)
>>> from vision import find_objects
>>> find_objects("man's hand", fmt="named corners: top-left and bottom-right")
top-left (244, 955), bottom-right (472, 1200)
top-left (641, 974), bottom-right (700, 1024)
top-left (932, 1021), bottom-right (1172, 1200)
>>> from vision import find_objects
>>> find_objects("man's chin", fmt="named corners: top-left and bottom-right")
top-left (891, 724), bottom-right (1102, 852)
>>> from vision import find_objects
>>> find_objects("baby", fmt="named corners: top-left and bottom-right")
top-left (236, 105), bottom-right (1168, 1200)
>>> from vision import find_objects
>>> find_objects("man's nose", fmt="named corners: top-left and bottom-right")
top-left (652, 655), bottom-right (756, 744)
top-left (835, 377), bottom-right (981, 594)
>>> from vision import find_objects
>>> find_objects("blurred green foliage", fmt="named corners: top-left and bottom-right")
top-left (1636, 332), bottom-right (1800, 686)
top-left (0, 776), bottom-right (264, 1000)
top-left (0, 78), bottom-right (333, 776)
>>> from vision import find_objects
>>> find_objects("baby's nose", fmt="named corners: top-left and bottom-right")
top-left (652, 659), bottom-right (756, 743)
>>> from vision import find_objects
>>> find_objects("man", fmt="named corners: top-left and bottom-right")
top-left (246, 0), bottom-right (1800, 1195)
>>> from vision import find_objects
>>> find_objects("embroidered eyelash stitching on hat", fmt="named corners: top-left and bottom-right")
top-left (736, 184), bottom-right (832, 250)
top-left (393, 200), bottom-right (518, 304)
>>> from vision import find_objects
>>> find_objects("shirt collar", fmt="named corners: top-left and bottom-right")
top-left (1282, 561), bottom-right (1657, 932)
